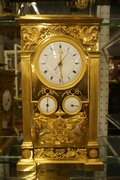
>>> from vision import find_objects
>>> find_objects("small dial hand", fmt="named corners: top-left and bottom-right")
top-left (71, 104), bottom-right (79, 107)
top-left (46, 98), bottom-right (49, 112)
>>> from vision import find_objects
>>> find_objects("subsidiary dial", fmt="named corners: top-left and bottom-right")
top-left (38, 95), bottom-right (57, 115)
top-left (62, 95), bottom-right (82, 115)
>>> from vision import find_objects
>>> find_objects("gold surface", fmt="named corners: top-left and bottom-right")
top-left (16, 15), bottom-right (103, 178)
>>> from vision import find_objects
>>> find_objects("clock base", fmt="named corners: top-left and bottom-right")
top-left (17, 157), bottom-right (103, 179)
top-left (36, 159), bottom-right (104, 171)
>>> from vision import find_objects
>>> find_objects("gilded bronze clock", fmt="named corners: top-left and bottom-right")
top-left (16, 15), bottom-right (104, 179)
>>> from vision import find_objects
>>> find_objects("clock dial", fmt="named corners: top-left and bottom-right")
top-left (34, 36), bottom-right (86, 90)
top-left (38, 95), bottom-right (57, 115)
top-left (2, 89), bottom-right (12, 112)
top-left (62, 95), bottom-right (82, 115)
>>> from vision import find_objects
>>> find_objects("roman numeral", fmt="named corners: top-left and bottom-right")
top-left (50, 76), bottom-right (53, 80)
top-left (59, 43), bottom-right (62, 49)
top-left (73, 70), bottom-right (76, 73)
top-left (75, 62), bottom-right (79, 65)
top-left (44, 54), bottom-right (48, 56)
top-left (44, 70), bottom-right (47, 74)
top-left (73, 54), bottom-right (77, 56)
top-left (59, 78), bottom-right (61, 83)
top-left (50, 47), bottom-right (53, 51)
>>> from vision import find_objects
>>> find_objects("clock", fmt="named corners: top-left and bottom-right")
top-left (38, 95), bottom-right (57, 115)
top-left (62, 95), bottom-right (82, 115)
top-left (34, 36), bottom-right (86, 90)
top-left (1, 84), bottom-right (13, 121)
top-left (16, 15), bottom-right (104, 176)
top-left (2, 89), bottom-right (12, 112)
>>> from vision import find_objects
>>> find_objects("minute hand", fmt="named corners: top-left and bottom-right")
top-left (54, 51), bottom-right (69, 71)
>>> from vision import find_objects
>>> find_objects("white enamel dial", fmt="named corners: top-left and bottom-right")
top-left (62, 95), bottom-right (82, 115)
top-left (35, 36), bottom-right (86, 90)
top-left (2, 89), bottom-right (12, 112)
top-left (38, 95), bottom-right (57, 115)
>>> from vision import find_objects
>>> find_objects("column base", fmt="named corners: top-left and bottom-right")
top-left (17, 159), bottom-right (36, 179)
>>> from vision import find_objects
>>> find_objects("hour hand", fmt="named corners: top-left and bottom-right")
top-left (54, 49), bottom-right (63, 70)
top-left (58, 49), bottom-right (63, 83)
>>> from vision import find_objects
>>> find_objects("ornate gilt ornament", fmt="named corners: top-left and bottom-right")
top-left (32, 106), bottom-right (87, 145)
top-left (75, 0), bottom-right (96, 9)
top-left (62, 88), bottom-right (82, 97)
top-left (22, 149), bottom-right (32, 159)
top-left (89, 149), bottom-right (98, 158)
top-left (75, 0), bottom-right (89, 9)
top-left (34, 147), bottom-right (87, 159)
top-left (38, 88), bottom-right (58, 97)
top-left (21, 25), bottom-right (99, 51)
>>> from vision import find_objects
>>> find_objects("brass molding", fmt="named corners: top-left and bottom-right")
top-left (16, 15), bottom-right (103, 24)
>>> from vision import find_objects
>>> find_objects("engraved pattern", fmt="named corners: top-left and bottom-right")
top-left (34, 147), bottom-right (87, 159)
top-left (21, 25), bottom-right (99, 51)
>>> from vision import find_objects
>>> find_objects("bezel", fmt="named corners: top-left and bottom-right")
top-left (38, 95), bottom-right (58, 115)
top-left (34, 35), bottom-right (86, 90)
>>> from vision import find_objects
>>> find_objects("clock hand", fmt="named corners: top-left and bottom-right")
top-left (54, 51), bottom-right (69, 71)
top-left (46, 98), bottom-right (49, 112)
top-left (71, 104), bottom-right (79, 107)
top-left (58, 49), bottom-right (63, 83)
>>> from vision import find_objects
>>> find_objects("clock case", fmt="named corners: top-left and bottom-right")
top-left (16, 15), bottom-right (104, 179)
